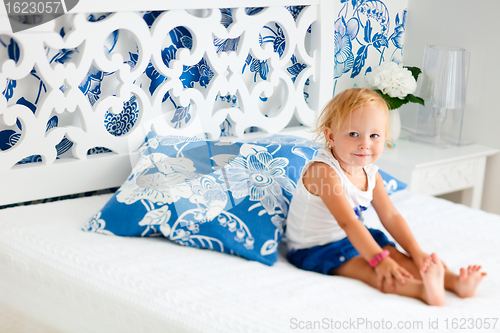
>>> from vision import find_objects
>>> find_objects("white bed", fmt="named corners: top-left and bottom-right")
top-left (1, 1), bottom-right (500, 332)
top-left (1, 191), bottom-right (500, 332)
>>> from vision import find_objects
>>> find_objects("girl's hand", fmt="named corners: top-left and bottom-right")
top-left (412, 250), bottom-right (448, 272)
top-left (411, 251), bottom-right (448, 271)
top-left (374, 257), bottom-right (413, 291)
top-left (411, 250), bottom-right (430, 272)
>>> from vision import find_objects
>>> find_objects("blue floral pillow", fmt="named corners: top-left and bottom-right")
top-left (379, 169), bottom-right (407, 195)
top-left (84, 132), bottom-right (319, 266)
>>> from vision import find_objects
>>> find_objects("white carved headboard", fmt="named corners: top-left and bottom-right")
top-left (0, 0), bottom-right (334, 206)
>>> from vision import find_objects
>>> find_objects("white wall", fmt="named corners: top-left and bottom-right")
top-left (402, 0), bottom-right (500, 214)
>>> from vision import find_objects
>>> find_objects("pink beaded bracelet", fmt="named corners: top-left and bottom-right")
top-left (369, 249), bottom-right (390, 267)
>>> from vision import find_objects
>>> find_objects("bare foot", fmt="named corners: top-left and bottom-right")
top-left (454, 265), bottom-right (487, 298)
top-left (420, 253), bottom-right (446, 306)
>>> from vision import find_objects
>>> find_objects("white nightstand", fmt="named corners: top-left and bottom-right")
top-left (376, 139), bottom-right (499, 209)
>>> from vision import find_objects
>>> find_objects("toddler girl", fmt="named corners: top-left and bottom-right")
top-left (286, 88), bottom-right (486, 306)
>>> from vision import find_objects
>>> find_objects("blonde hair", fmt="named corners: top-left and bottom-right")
top-left (313, 88), bottom-right (389, 147)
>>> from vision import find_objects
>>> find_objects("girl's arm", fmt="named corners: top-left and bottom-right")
top-left (303, 162), bottom-right (412, 289)
top-left (371, 172), bottom-right (429, 269)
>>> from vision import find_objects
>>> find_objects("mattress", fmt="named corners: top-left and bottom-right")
top-left (1, 191), bottom-right (499, 333)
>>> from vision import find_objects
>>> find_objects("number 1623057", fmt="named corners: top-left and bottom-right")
top-left (444, 318), bottom-right (498, 330)
top-left (5, 1), bottom-right (63, 15)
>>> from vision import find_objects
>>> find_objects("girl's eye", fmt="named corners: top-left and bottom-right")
top-left (370, 134), bottom-right (379, 139)
top-left (349, 132), bottom-right (358, 137)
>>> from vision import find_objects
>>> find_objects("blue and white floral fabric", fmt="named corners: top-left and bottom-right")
top-left (84, 133), bottom-right (320, 266)
top-left (333, 0), bottom-right (408, 94)
top-left (379, 169), bottom-right (407, 195)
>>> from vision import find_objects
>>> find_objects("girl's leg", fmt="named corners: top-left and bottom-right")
top-left (384, 246), bottom-right (486, 298)
top-left (331, 251), bottom-right (445, 306)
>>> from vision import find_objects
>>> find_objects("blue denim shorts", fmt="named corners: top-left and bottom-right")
top-left (287, 228), bottom-right (396, 275)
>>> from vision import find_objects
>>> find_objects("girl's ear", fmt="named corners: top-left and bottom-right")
top-left (324, 127), bottom-right (334, 147)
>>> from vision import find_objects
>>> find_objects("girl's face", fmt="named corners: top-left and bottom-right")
top-left (325, 102), bottom-right (387, 171)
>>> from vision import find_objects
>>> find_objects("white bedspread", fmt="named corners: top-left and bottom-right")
top-left (1, 191), bottom-right (499, 333)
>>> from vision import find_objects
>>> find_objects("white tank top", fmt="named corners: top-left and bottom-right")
top-left (286, 147), bottom-right (379, 250)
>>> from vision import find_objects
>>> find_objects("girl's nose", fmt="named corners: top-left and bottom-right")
top-left (358, 138), bottom-right (370, 150)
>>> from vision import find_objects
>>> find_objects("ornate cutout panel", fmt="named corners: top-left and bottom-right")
top-left (0, 1), bottom-right (335, 205)
top-left (1, 6), bottom-right (323, 169)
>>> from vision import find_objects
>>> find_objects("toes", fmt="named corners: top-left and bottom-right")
top-left (430, 253), bottom-right (440, 263)
top-left (464, 265), bottom-right (484, 274)
top-left (421, 257), bottom-right (431, 273)
top-left (460, 268), bottom-right (467, 278)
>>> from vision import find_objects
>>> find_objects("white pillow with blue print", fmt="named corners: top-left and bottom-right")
top-left (84, 132), bottom-right (320, 266)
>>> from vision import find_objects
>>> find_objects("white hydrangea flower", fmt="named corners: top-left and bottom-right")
top-left (365, 62), bottom-right (417, 99)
